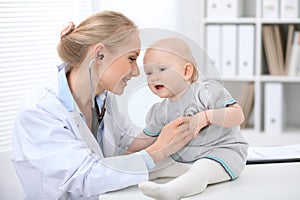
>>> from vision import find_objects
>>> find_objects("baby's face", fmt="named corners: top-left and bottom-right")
top-left (143, 49), bottom-right (190, 101)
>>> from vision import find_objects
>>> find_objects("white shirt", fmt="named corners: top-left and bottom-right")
top-left (11, 65), bottom-right (154, 200)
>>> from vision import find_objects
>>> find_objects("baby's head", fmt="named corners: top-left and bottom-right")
top-left (143, 37), bottom-right (198, 101)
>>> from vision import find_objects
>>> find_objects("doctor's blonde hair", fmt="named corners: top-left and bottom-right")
top-left (57, 10), bottom-right (137, 66)
top-left (144, 37), bottom-right (199, 82)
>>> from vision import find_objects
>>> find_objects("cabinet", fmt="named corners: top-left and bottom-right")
top-left (200, 0), bottom-right (300, 137)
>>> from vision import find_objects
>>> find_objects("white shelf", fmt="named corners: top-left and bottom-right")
top-left (221, 76), bottom-right (256, 82)
top-left (260, 75), bottom-right (300, 83)
top-left (203, 18), bottom-right (256, 24)
top-left (206, 76), bottom-right (256, 82)
top-left (261, 19), bottom-right (300, 24)
top-left (201, 0), bottom-right (300, 136)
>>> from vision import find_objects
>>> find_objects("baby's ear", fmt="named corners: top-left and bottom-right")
top-left (184, 63), bottom-right (194, 81)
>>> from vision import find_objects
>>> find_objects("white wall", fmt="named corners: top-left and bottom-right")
top-left (180, 0), bottom-right (204, 46)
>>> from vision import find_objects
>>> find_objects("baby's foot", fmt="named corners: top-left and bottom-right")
top-left (138, 181), bottom-right (179, 200)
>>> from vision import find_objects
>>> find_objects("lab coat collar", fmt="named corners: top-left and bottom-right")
top-left (57, 64), bottom-right (104, 156)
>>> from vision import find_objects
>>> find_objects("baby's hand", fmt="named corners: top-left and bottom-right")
top-left (189, 113), bottom-right (201, 137)
top-left (188, 112), bottom-right (208, 138)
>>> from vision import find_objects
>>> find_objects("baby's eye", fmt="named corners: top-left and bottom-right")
top-left (159, 67), bottom-right (167, 72)
top-left (145, 71), bottom-right (152, 76)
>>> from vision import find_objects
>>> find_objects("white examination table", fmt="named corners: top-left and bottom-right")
top-left (100, 144), bottom-right (300, 200)
top-left (99, 162), bottom-right (300, 200)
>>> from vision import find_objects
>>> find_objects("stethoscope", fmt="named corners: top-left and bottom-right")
top-left (88, 54), bottom-right (107, 138)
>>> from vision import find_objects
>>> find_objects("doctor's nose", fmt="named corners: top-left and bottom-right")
top-left (131, 66), bottom-right (140, 77)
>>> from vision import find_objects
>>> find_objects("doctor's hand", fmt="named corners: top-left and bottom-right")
top-left (145, 116), bottom-right (194, 163)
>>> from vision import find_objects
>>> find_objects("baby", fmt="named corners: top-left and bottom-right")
top-left (128, 37), bottom-right (248, 200)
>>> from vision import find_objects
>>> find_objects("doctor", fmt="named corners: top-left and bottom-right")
top-left (11, 11), bottom-right (193, 200)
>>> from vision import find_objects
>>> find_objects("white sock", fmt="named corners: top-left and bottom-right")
top-left (139, 181), bottom-right (174, 200)
top-left (139, 159), bottom-right (230, 200)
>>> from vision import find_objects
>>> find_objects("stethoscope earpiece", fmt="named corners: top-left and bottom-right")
top-left (98, 54), bottom-right (104, 60)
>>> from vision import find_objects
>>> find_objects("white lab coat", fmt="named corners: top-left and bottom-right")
top-left (11, 66), bottom-right (149, 200)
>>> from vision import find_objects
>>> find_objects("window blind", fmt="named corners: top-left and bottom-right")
top-left (0, 0), bottom-right (97, 151)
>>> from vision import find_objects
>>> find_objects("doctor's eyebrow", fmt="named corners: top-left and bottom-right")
top-left (130, 50), bottom-right (140, 56)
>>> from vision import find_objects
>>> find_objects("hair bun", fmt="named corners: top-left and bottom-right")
top-left (60, 21), bottom-right (75, 39)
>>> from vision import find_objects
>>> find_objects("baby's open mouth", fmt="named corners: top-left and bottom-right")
top-left (155, 85), bottom-right (164, 90)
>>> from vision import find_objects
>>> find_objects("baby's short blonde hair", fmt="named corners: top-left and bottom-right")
top-left (144, 37), bottom-right (198, 82)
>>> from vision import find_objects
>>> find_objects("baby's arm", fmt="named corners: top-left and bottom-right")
top-left (205, 103), bottom-right (244, 128)
top-left (127, 132), bottom-right (157, 153)
top-left (190, 103), bottom-right (244, 137)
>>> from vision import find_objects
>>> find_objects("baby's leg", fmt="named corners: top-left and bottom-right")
top-left (149, 157), bottom-right (191, 180)
top-left (139, 158), bottom-right (230, 200)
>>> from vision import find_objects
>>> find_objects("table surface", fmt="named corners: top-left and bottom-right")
top-left (99, 162), bottom-right (300, 200)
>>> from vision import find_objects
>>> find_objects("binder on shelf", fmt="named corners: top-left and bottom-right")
top-left (238, 25), bottom-right (255, 77)
top-left (206, 0), bottom-right (222, 18)
top-left (280, 0), bottom-right (299, 19)
top-left (262, 25), bottom-right (285, 75)
top-left (262, 0), bottom-right (279, 18)
top-left (222, 0), bottom-right (242, 19)
top-left (205, 25), bottom-right (222, 75)
top-left (273, 25), bottom-right (285, 75)
top-left (221, 25), bottom-right (237, 76)
top-left (262, 26), bottom-right (276, 75)
top-left (284, 24), bottom-right (296, 73)
top-left (287, 30), bottom-right (300, 76)
top-left (264, 83), bottom-right (284, 134)
top-left (206, 0), bottom-right (242, 19)
top-left (239, 83), bottom-right (255, 129)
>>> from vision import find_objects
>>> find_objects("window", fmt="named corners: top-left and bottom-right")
top-left (0, 0), bottom-right (97, 151)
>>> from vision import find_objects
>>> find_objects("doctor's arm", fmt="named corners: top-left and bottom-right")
top-left (127, 116), bottom-right (193, 163)
top-left (127, 132), bottom-right (157, 153)
top-left (13, 88), bottom-right (195, 198)
top-left (145, 116), bottom-right (193, 163)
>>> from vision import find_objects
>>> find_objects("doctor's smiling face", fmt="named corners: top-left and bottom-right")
top-left (143, 49), bottom-right (192, 101)
top-left (95, 30), bottom-right (141, 95)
